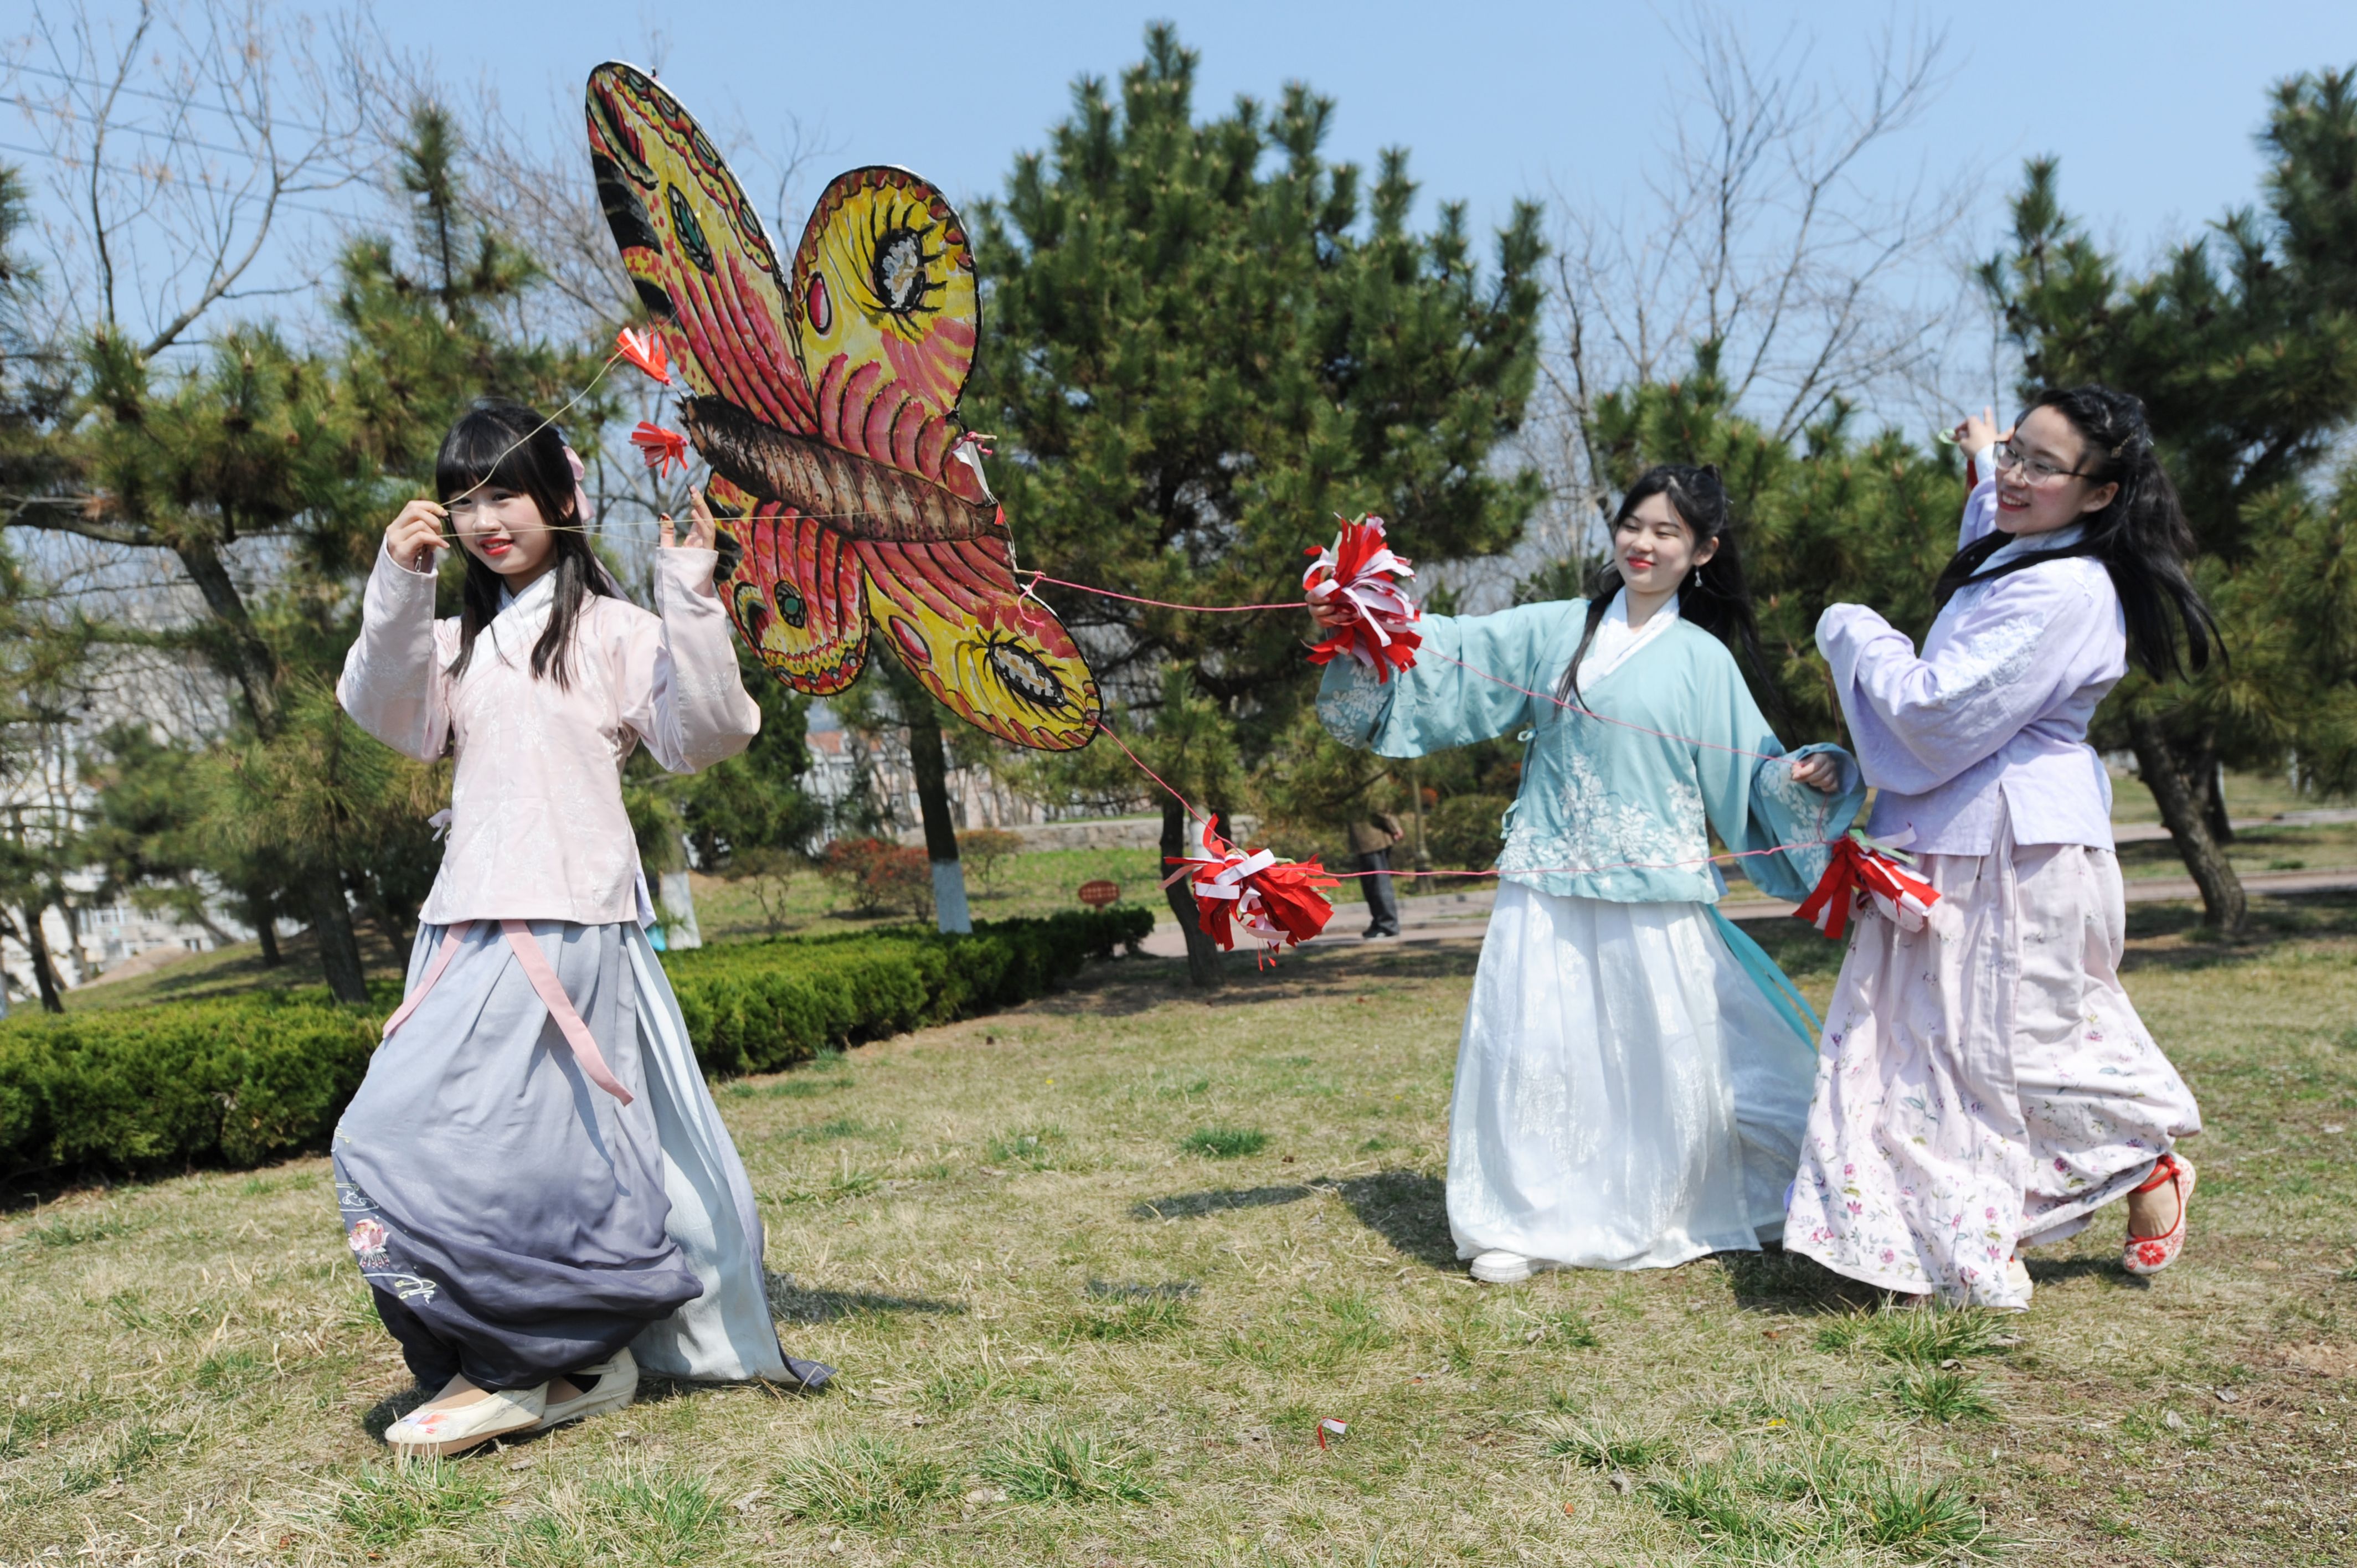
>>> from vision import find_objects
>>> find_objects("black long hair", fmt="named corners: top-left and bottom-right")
top-left (1931, 384), bottom-right (2217, 680)
top-left (436, 401), bottom-right (616, 688)
top-left (1555, 463), bottom-right (1780, 719)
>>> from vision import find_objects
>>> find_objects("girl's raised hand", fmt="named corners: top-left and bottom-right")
top-left (1789, 752), bottom-right (1844, 794)
top-left (658, 484), bottom-right (718, 551)
top-left (384, 499), bottom-right (447, 573)
top-left (1955, 406), bottom-right (2008, 457)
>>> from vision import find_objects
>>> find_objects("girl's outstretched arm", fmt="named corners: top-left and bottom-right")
top-left (625, 484), bottom-right (761, 773)
top-left (336, 501), bottom-right (451, 761)
top-left (1314, 599), bottom-right (1574, 759)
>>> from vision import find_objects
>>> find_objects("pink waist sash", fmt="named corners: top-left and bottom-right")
top-left (379, 920), bottom-right (634, 1105)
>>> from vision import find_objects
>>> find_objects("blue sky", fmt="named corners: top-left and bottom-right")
top-left (397, 1), bottom-right (2357, 265)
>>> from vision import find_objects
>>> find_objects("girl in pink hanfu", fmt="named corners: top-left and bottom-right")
top-left (1785, 385), bottom-right (2213, 1311)
top-left (334, 403), bottom-right (830, 1458)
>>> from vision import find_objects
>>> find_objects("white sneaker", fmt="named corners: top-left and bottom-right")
top-left (385, 1383), bottom-right (545, 1457)
top-left (1470, 1250), bottom-right (1534, 1284)
top-left (533, 1347), bottom-right (639, 1431)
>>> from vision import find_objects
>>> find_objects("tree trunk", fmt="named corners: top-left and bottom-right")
top-left (2127, 711), bottom-right (2247, 935)
top-left (255, 914), bottom-right (281, 968)
top-left (19, 903), bottom-right (64, 1013)
top-left (306, 875), bottom-right (369, 1003)
top-left (1160, 799), bottom-right (1224, 989)
top-left (175, 538), bottom-right (281, 734)
top-left (892, 669), bottom-right (971, 934)
top-left (2202, 757), bottom-right (2234, 846)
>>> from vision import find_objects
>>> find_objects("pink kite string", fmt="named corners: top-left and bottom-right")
top-left (1420, 651), bottom-right (1787, 764)
top-left (1026, 572), bottom-right (1303, 615)
top-left (1094, 721), bottom-right (1826, 886)
top-left (1032, 572), bottom-right (1789, 764)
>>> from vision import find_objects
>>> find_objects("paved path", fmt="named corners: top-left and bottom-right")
top-left (1133, 857), bottom-right (2357, 958)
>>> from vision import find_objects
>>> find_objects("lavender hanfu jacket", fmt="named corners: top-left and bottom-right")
top-left (337, 544), bottom-right (760, 924)
top-left (1818, 450), bottom-right (2127, 855)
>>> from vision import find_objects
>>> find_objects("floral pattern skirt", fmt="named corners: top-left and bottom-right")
top-left (1784, 802), bottom-right (2200, 1308)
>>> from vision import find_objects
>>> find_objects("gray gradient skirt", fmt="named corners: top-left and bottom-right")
top-left (331, 919), bottom-right (831, 1392)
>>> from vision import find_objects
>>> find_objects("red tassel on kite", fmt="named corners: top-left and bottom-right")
top-left (630, 421), bottom-right (689, 477)
top-left (1794, 830), bottom-right (1953, 941)
top-left (616, 326), bottom-right (672, 385)
top-left (1303, 514), bottom-right (1422, 682)
top-left (1162, 814), bottom-right (1339, 962)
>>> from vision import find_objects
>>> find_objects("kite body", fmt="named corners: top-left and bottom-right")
top-left (584, 62), bottom-right (1100, 750)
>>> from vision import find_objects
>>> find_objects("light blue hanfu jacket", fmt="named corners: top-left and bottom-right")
top-left (1317, 595), bottom-right (1865, 907)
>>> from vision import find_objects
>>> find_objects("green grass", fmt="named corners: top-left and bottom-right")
top-left (1177, 1126), bottom-right (1269, 1158)
top-left (979, 1425), bottom-right (1157, 1504)
top-left (1888, 1366), bottom-right (1998, 1423)
top-left (771, 1436), bottom-right (948, 1524)
top-left (334, 1460), bottom-right (499, 1548)
top-left (3, 891), bottom-right (2354, 1564)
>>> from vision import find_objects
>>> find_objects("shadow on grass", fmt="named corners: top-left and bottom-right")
top-left (765, 1272), bottom-right (966, 1323)
top-left (1126, 1168), bottom-right (1457, 1267)
top-left (1713, 1247), bottom-right (1893, 1314)
top-left (1335, 1170), bottom-right (1458, 1269)
top-left (1046, 942), bottom-right (1485, 1020)
top-left (1128, 1184), bottom-right (1321, 1221)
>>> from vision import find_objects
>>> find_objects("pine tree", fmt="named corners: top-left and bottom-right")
top-left (1982, 69), bottom-right (2357, 931)
top-left (3, 105), bottom-right (612, 998)
top-left (970, 25), bottom-right (1546, 983)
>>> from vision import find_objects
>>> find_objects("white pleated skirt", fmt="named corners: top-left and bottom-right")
top-left (1446, 882), bottom-right (1819, 1270)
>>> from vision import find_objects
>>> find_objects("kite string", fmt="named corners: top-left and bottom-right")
top-left (1098, 719), bottom-right (1823, 884)
top-left (1024, 572), bottom-right (1303, 615)
top-left (436, 348), bottom-right (629, 520)
top-left (1027, 574), bottom-right (1788, 765)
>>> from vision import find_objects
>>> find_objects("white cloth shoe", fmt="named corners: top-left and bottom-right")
top-left (385, 1383), bottom-right (545, 1457)
top-left (1470, 1250), bottom-right (1535, 1284)
top-left (2004, 1256), bottom-right (2034, 1308)
top-left (533, 1347), bottom-right (639, 1431)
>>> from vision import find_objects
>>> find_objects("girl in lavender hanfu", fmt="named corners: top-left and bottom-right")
top-left (1786, 386), bottom-right (2213, 1310)
top-left (334, 403), bottom-right (829, 1457)
top-left (1315, 466), bottom-right (1863, 1283)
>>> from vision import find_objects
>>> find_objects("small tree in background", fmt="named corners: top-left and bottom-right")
top-left (971, 24), bottom-right (1547, 986)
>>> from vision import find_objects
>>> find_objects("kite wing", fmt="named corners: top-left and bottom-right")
top-left (790, 166), bottom-right (989, 505)
top-left (584, 65), bottom-right (1099, 750)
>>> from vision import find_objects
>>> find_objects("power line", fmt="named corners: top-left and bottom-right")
top-left (0, 137), bottom-right (372, 225)
top-left (5, 60), bottom-right (344, 140)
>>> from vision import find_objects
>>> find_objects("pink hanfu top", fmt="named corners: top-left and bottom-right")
top-left (337, 545), bottom-right (759, 927)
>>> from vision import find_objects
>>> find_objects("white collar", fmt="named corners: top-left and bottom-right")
top-left (496, 569), bottom-right (557, 617)
top-left (1582, 587), bottom-right (1680, 684)
top-left (1989, 521), bottom-right (2086, 565)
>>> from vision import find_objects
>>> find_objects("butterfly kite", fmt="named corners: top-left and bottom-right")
top-left (584, 63), bottom-right (1100, 749)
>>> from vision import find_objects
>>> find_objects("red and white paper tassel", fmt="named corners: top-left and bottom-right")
top-left (1794, 829), bottom-right (1955, 941)
top-left (1303, 514), bottom-right (1422, 682)
top-left (616, 326), bottom-right (672, 385)
top-left (630, 420), bottom-right (689, 476)
top-left (1162, 814), bottom-right (1339, 962)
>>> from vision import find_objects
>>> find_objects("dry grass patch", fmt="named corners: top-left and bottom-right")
top-left (3, 901), bottom-right (2356, 1563)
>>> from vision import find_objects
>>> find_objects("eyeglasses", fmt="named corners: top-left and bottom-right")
top-left (1992, 441), bottom-right (2092, 486)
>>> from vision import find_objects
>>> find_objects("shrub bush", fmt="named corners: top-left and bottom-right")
top-left (0, 906), bottom-right (1154, 1182)
top-left (818, 837), bottom-right (934, 917)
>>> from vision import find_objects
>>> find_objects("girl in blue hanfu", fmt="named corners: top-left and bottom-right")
top-left (335, 403), bottom-right (831, 1458)
top-left (1785, 386), bottom-right (2212, 1310)
top-left (1314, 465), bottom-right (1864, 1283)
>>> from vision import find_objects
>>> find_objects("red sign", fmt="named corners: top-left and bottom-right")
top-left (1077, 880), bottom-right (1121, 909)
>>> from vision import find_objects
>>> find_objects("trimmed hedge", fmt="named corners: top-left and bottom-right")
top-left (0, 905), bottom-right (1155, 1181)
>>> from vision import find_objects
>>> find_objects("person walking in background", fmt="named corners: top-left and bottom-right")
top-left (1350, 806), bottom-right (1407, 937)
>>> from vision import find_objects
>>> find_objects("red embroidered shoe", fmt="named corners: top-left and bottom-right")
top-left (2122, 1152), bottom-right (2195, 1276)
